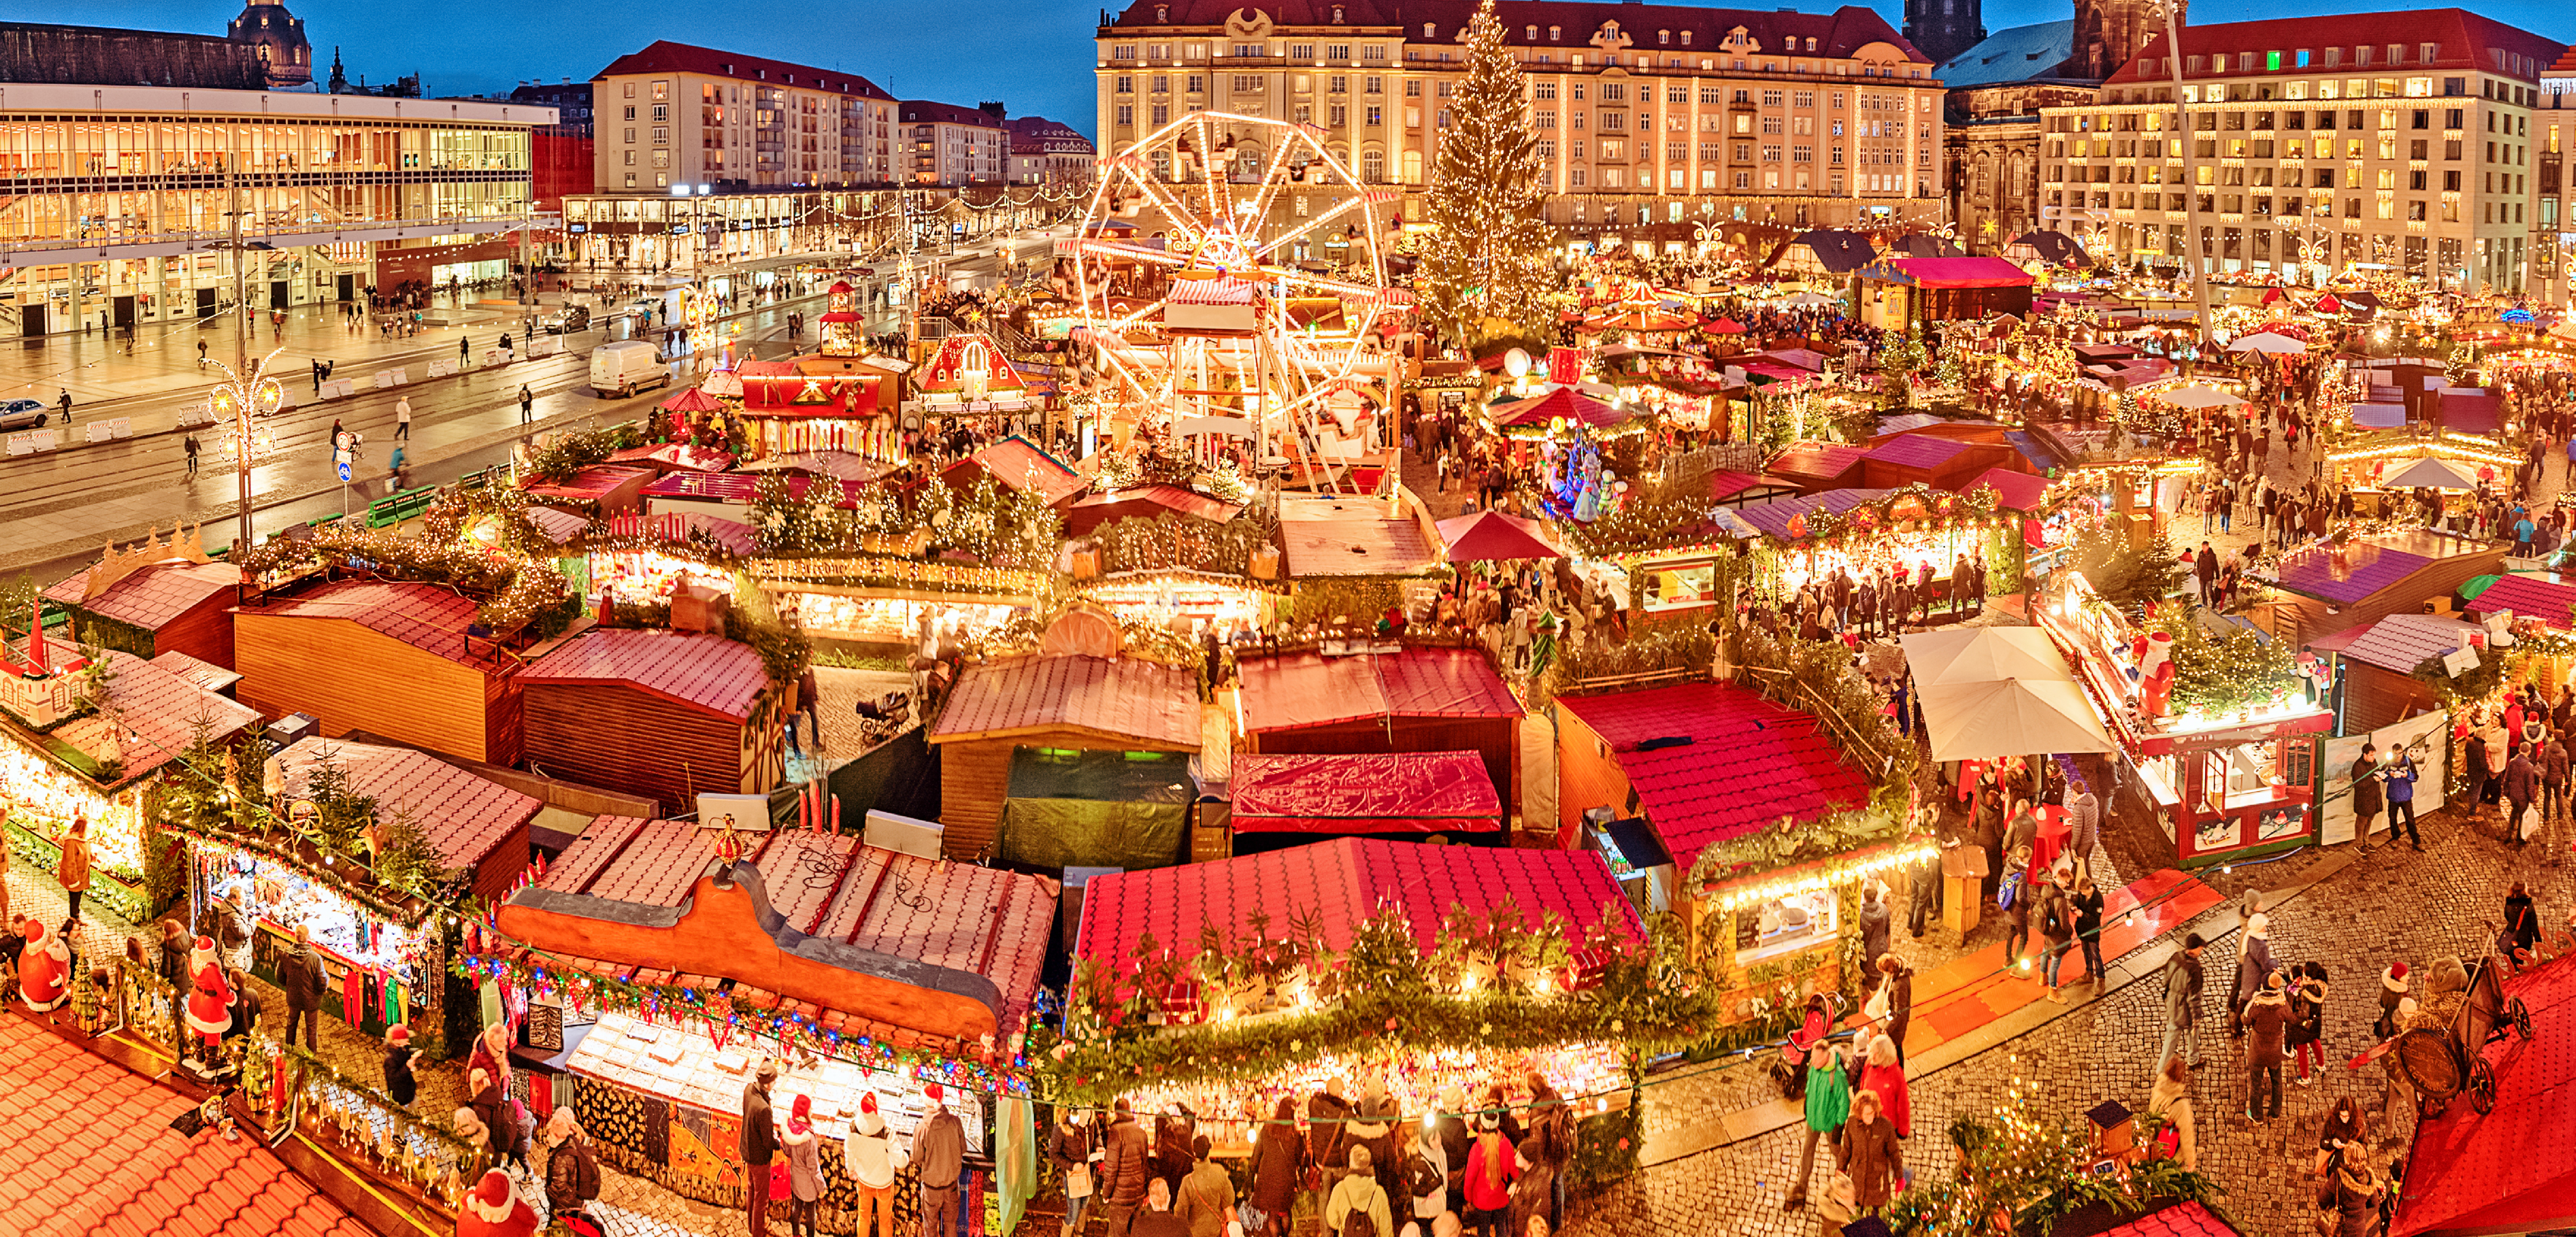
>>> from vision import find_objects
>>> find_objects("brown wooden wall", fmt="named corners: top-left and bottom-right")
top-left (468, 823), bottom-right (535, 904)
top-left (933, 728), bottom-right (1198, 862)
top-left (2341, 662), bottom-right (2442, 739)
top-left (1552, 707), bottom-right (1635, 850)
top-left (1247, 716), bottom-right (1519, 822)
top-left (2287, 546), bottom-right (2505, 641)
top-left (234, 615), bottom-right (500, 763)
top-left (151, 593), bottom-right (239, 670)
top-left (523, 681), bottom-right (742, 816)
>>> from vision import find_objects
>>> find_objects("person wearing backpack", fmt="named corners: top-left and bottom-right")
top-left (1325, 1146), bottom-right (1394, 1237)
top-left (2288, 962), bottom-right (2331, 1087)
top-left (2145, 1056), bottom-right (2197, 1171)
top-left (2037, 878), bottom-right (2076, 1001)
top-left (1998, 846), bottom-right (2033, 967)
top-left (1403, 1117), bottom-right (1450, 1234)
top-left (2153, 933), bottom-right (2208, 1085)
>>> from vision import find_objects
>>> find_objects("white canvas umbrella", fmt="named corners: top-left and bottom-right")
top-left (2157, 385), bottom-right (2246, 409)
top-left (1916, 677), bottom-right (2118, 763)
top-left (2381, 457), bottom-right (2484, 490)
top-left (2227, 331), bottom-right (2307, 354)
top-left (1900, 628), bottom-right (2069, 688)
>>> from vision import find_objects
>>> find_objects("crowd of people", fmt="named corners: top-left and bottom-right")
top-left (1047, 1075), bottom-right (1577, 1237)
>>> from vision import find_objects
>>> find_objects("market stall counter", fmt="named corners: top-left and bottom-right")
top-left (2037, 572), bottom-right (2332, 867)
top-left (481, 822), bottom-right (1056, 1226)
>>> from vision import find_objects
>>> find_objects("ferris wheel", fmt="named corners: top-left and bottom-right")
top-left (1069, 111), bottom-right (1408, 490)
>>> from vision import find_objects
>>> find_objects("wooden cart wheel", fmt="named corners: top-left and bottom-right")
top-left (2469, 1057), bottom-right (2498, 1115)
top-left (2511, 997), bottom-right (2533, 1042)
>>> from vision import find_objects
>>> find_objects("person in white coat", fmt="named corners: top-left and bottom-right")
top-left (842, 1090), bottom-right (905, 1237)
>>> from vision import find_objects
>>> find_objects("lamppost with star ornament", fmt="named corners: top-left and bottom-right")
top-left (207, 346), bottom-right (287, 552)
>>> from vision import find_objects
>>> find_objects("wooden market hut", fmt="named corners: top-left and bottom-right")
top-left (41, 524), bottom-right (242, 669)
top-left (232, 580), bottom-right (526, 766)
top-left (2307, 613), bottom-right (2482, 737)
top-left (1856, 433), bottom-right (2023, 491)
top-left (273, 735), bottom-right (543, 902)
top-left (1764, 442), bottom-right (1866, 492)
top-left (523, 465), bottom-right (657, 516)
top-left (1554, 679), bottom-right (1869, 911)
top-left (1065, 484), bottom-right (1243, 537)
top-left (940, 435), bottom-right (1087, 509)
top-left (490, 824), bottom-right (1057, 1212)
top-left (1236, 647), bottom-right (1523, 818)
top-left (2463, 572), bottom-right (2576, 633)
top-left (925, 652), bottom-right (1203, 864)
top-left (1854, 256), bottom-right (2036, 330)
top-left (518, 630), bottom-right (781, 815)
top-left (2261, 530), bottom-right (2505, 643)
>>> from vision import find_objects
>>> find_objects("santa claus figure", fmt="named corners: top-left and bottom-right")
top-left (181, 935), bottom-right (233, 1048)
top-left (19, 919), bottom-right (70, 1012)
top-left (455, 1168), bottom-right (540, 1237)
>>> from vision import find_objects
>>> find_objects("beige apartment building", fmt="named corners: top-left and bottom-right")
top-left (1095, 1), bottom-right (1949, 244)
top-left (899, 101), bottom-right (1009, 186)
top-left (590, 41), bottom-right (899, 192)
top-left (2034, 8), bottom-right (2563, 293)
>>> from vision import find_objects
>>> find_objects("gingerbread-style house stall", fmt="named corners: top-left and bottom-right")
top-left (909, 332), bottom-right (1037, 419)
top-left (231, 580), bottom-right (526, 766)
top-left (488, 822), bottom-right (1056, 1219)
top-left (41, 523), bottom-right (242, 669)
top-left (517, 630), bottom-right (782, 816)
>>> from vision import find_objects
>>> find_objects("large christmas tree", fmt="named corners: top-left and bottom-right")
top-left (1414, 0), bottom-right (1557, 351)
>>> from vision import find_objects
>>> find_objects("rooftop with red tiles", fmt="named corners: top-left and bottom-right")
top-left (93, 651), bottom-right (263, 785)
top-left (0, 1013), bottom-right (381, 1237)
top-left (1238, 646), bottom-right (1522, 733)
top-left (274, 736), bottom-right (543, 872)
top-left (1074, 837), bottom-right (1640, 970)
top-left (232, 580), bottom-right (492, 667)
top-left (1556, 680), bottom-right (1870, 875)
top-left (520, 629), bottom-right (773, 719)
top-left (43, 558), bottom-right (242, 630)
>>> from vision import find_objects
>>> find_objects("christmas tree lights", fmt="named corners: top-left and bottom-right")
top-left (1412, 0), bottom-right (1559, 350)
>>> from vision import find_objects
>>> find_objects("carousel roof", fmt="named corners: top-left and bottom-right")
top-left (2390, 954), bottom-right (2576, 1237)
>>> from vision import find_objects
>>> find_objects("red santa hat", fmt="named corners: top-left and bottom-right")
top-left (455, 1169), bottom-right (539, 1237)
top-left (860, 1091), bottom-right (879, 1115)
top-left (924, 1082), bottom-right (944, 1105)
top-left (189, 934), bottom-right (218, 975)
top-left (387, 1025), bottom-right (411, 1044)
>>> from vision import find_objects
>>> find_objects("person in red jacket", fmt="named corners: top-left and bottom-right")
top-left (1460, 1109), bottom-right (1517, 1237)
top-left (1856, 1035), bottom-right (1912, 1141)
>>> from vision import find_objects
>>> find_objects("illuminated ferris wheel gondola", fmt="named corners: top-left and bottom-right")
top-left (1069, 110), bottom-right (1408, 491)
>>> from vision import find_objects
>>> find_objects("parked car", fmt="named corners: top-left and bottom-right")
top-left (0, 398), bottom-right (47, 431)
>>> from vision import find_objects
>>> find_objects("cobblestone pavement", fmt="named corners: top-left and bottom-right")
top-left (1564, 795), bottom-right (2570, 1237)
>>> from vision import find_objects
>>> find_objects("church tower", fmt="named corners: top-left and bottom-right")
top-left (226, 0), bottom-right (313, 88)
top-left (1903, 0), bottom-right (1986, 67)
top-left (2070, 0), bottom-right (2173, 81)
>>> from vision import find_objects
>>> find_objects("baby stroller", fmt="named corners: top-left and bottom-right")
top-left (1772, 992), bottom-right (1845, 1100)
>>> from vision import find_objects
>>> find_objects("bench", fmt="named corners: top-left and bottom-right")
top-left (365, 485), bottom-right (442, 529)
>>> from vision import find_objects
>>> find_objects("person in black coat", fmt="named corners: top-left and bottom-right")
top-left (383, 1025), bottom-right (418, 1108)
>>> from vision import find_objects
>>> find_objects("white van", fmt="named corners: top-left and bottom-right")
top-left (589, 339), bottom-right (669, 398)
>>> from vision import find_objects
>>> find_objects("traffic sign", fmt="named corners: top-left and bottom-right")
top-left (338, 460), bottom-right (352, 482)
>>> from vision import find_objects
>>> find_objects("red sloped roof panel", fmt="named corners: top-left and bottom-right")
top-left (2391, 955), bottom-right (2576, 1237)
top-left (1072, 837), bottom-right (1639, 970)
top-left (1556, 681), bottom-right (1869, 874)
top-left (1231, 752), bottom-right (1501, 832)
top-left (521, 629), bottom-right (772, 720)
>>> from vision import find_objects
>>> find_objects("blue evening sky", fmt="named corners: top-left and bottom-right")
top-left (30, 0), bottom-right (2576, 141)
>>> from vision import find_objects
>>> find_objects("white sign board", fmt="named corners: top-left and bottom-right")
top-left (2441, 645), bottom-right (2480, 677)
top-left (424, 359), bottom-right (457, 380)
top-left (697, 792), bottom-right (771, 832)
top-left (375, 369), bottom-right (405, 389)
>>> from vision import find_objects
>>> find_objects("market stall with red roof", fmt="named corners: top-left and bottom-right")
top-left (478, 820), bottom-right (1057, 1215)
top-left (522, 464), bottom-right (657, 516)
top-left (40, 523), bottom-right (242, 669)
top-left (1236, 645), bottom-right (1523, 819)
top-left (1066, 836), bottom-right (1644, 1121)
top-left (1554, 677), bottom-right (1921, 1000)
top-left (1854, 255), bottom-right (2037, 330)
top-left (926, 651), bottom-right (1203, 865)
top-left (231, 579), bottom-right (527, 767)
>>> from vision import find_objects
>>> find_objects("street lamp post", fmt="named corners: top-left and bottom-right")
top-left (208, 347), bottom-right (287, 552)
top-left (2155, 0), bottom-right (2218, 342)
